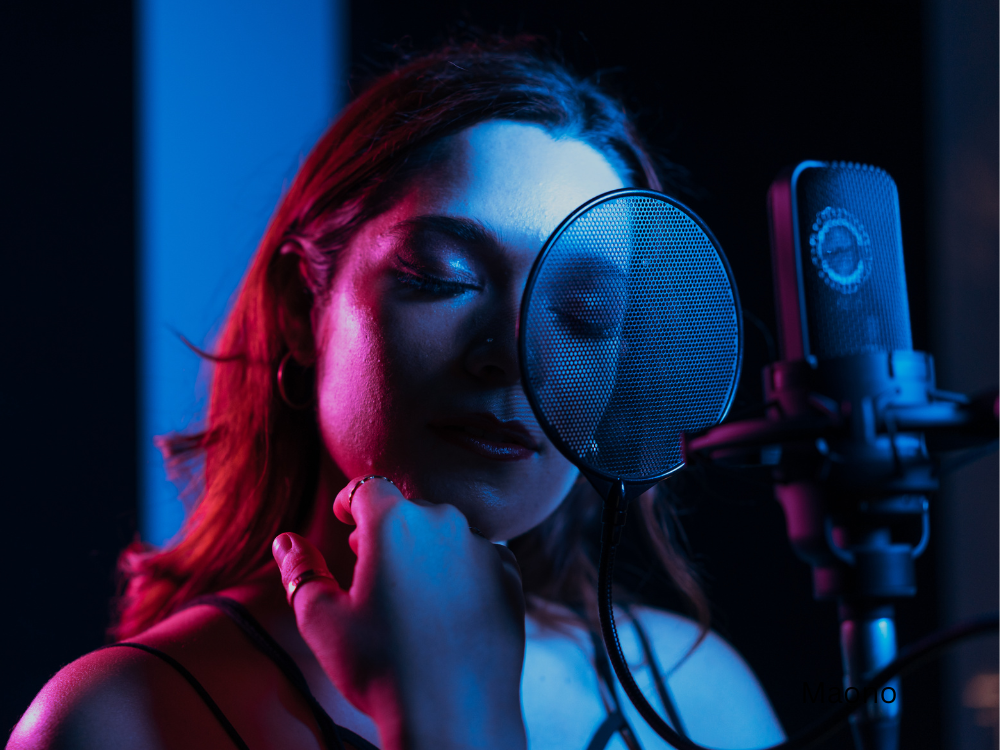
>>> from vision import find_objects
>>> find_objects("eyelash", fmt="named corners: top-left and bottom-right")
top-left (396, 271), bottom-right (480, 298)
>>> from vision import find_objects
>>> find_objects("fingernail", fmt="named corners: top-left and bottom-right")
top-left (272, 534), bottom-right (293, 566)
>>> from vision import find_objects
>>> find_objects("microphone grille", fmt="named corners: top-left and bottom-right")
top-left (795, 162), bottom-right (912, 359)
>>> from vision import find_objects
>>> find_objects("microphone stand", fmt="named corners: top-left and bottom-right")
top-left (684, 349), bottom-right (998, 750)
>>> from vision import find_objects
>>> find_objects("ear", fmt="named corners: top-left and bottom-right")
top-left (274, 243), bottom-right (317, 366)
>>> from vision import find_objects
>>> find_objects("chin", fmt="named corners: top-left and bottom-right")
top-left (381, 440), bottom-right (579, 539)
top-left (415, 474), bottom-right (572, 542)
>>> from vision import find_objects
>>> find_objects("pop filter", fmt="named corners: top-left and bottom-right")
top-left (519, 189), bottom-right (743, 498)
top-left (518, 188), bottom-right (742, 745)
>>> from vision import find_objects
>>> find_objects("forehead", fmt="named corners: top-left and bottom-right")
top-left (410, 121), bottom-right (627, 252)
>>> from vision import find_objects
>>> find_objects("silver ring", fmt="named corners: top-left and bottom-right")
top-left (347, 475), bottom-right (393, 509)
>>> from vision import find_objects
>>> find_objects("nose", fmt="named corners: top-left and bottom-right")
top-left (463, 291), bottom-right (521, 387)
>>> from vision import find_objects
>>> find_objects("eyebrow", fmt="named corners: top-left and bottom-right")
top-left (394, 215), bottom-right (503, 251)
top-left (394, 215), bottom-right (628, 282)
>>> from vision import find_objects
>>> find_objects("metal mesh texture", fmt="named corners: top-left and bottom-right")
top-left (795, 162), bottom-right (913, 359)
top-left (521, 192), bottom-right (741, 482)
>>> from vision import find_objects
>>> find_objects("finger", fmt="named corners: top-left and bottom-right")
top-left (333, 475), bottom-right (404, 526)
top-left (494, 543), bottom-right (521, 578)
top-left (272, 532), bottom-right (343, 607)
top-left (272, 533), bottom-right (353, 678)
top-left (493, 544), bottom-right (526, 620)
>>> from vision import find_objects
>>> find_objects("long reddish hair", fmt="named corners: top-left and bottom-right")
top-left (113, 37), bottom-right (709, 640)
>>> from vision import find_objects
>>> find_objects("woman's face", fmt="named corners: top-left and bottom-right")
top-left (313, 120), bottom-right (626, 540)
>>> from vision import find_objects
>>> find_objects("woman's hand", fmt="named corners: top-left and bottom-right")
top-left (271, 477), bottom-right (527, 750)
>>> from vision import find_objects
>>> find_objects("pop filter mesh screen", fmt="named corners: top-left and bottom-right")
top-left (521, 192), bottom-right (741, 482)
top-left (795, 162), bottom-right (913, 359)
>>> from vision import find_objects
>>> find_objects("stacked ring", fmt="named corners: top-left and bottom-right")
top-left (285, 568), bottom-right (336, 606)
top-left (347, 475), bottom-right (394, 509)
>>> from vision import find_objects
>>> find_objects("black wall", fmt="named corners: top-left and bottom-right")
top-left (1, 0), bottom-right (137, 737)
top-left (2, 1), bottom-right (947, 747)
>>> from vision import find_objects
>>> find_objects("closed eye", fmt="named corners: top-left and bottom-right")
top-left (396, 270), bottom-right (481, 298)
top-left (548, 305), bottom-right (623, 340)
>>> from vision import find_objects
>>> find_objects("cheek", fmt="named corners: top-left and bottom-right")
top-left (315, 297), bottom-right (393, 475)
top-left (529, 328), bottom-right (620, 460)
top-left (314, 292), bottom-right (464, 475)
top-left (381, 304), bottom-right (464, 381)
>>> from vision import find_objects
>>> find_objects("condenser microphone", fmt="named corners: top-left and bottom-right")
top-left (768, 161), bottom-right (913, 362)
top-left (685, 160), bottom-right (997, 750)
top-left (768, 163), bottom-right (919, 749)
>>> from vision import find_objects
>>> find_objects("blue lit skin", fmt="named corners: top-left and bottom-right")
top-left (312, 120), bottom-right (626, 541)
top-left (271, 121), bottom-right (630, 749)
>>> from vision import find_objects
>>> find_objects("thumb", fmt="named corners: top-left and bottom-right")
top-left (494, 544), bottom-right (526, 622)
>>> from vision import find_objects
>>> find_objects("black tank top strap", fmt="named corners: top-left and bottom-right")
top-left (586, 627), bottom-right (642, 750)
top-left (111, 595), bottom-right (684, 750)
top-left (99, 641), bottom-right (250, 750)
top-left (184, 594), bottom-right (380, 750)
top-left (584, 604), bottom-right (691, 749)
top-left (625, 605), bottom-right (688, 739)
top-left (585, 710), bottom-right (629, 750)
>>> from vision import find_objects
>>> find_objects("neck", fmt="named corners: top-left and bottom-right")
top-left (303, 454), bottom-right (356, 589)
top-left (224, 455), bottom-right (354, 617)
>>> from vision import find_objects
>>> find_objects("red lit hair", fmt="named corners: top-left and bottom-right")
top-left (113, 38), bottom-right (708, 639)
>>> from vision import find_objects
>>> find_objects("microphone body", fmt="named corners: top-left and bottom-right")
top-left (685, 161), bottom-right (997, 750)
top-left (768, 163), bottom-right (917, 750)
top-left (769, 161), bottom-right (913, 362)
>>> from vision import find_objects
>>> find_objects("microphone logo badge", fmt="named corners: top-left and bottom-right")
top-left (809, 206), bottom-right (873, 294)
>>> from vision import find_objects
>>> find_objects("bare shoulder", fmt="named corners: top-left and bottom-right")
top-left (626, 605), bottom-right (766, 690)
top-left (6, 608), bottom-right (242, 750)
top-left (7, 646), bottom-right (170, 750)
top-left (622, 605), bottom-right (786, 748)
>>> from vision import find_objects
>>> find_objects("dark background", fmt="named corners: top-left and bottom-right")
top-left (2, 0), bottom-right (139, 737)
top-left (0, 0), bottom-right (980, 746)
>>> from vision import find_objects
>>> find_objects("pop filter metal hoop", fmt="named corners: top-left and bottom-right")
top-left (519, 188), bottom-right (744, 499)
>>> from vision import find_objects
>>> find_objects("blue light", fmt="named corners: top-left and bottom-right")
top-left (138, 0), bottom-right (343, 545)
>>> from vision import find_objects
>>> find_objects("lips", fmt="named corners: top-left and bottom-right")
top-left (429, 413), bottom-right (541, 462)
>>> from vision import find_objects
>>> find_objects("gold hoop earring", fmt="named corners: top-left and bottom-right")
top-left (276, 351), bottom-right (314, 410)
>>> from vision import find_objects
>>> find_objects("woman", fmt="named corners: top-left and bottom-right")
top-left (9, 40), bottom-right (784, 750)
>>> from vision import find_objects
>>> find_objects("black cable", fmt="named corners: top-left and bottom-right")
top-left (598, 507), bottom-right (999, 750)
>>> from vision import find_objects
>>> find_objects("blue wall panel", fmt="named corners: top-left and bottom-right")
top-left (138, 0), bottom-right (342, 545)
